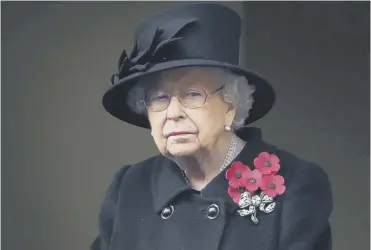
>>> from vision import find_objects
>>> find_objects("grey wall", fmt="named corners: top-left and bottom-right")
top-left (1, 2), bottom-right (369, 250)
top-left (242, 2), bottom-right (370, 250)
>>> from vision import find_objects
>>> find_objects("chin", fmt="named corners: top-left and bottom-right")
top-left (167, 144), bottom-right (199, 156)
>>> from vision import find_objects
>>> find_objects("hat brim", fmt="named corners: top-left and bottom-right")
top-left (102, 59), bottom-right (275, 129)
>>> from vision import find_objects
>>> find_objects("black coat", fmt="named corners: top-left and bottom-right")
top-left (91, 128), bottom-right (333, 250)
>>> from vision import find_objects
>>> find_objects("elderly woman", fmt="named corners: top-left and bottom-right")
top-left (91, 3), bottom-right (332, 250)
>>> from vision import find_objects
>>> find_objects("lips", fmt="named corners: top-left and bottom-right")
top-left (166, 131), bottom-right (193, 138)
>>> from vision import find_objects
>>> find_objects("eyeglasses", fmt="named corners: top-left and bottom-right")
top-left (144, 85), bottom-right (224, 112)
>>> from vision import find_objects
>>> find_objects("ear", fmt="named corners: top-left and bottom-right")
top-left (224, 102), bottom-right (236, 126)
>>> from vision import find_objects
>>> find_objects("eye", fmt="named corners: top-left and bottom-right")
top-left (184, 90), bottom-right (202, 98)
top-left (152, 93), bottom-right (168, 101)
top-left (148, 92), bottom-right (169, 102)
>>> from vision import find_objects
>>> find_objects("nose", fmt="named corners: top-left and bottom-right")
top-left (166, 96), bottom-right (184, 120)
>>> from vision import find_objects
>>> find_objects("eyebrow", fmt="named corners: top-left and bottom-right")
top-left (143, 69), bottom-right (217, 93)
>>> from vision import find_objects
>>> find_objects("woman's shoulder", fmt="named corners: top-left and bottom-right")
top-left (111, 154), bottom-right (162, 183)
top-left (264, 142), bottom-right (333, 213)
top-left (237, 127), bottom-right (330, 185)
top-left (107, 154), bottom-right (172, 195)
top-left (273, 145), bottom-right (331, 189)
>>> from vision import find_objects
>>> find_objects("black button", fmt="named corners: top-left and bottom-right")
top-left (161, 205), bottom-right (174, 219)
top-left (206, 204), bottom-right (220, 220)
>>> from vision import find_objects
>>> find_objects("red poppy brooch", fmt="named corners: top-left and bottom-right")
top-left (226, 152), bottom-right (286, 224)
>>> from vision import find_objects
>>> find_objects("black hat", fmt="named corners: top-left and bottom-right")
top-left (102, 3), bottom-right (275, 128)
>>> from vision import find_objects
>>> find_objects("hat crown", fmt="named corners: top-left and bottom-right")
top-left (115, 4), bottom-right (241, 81)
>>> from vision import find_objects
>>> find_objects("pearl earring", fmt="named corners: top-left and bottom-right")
top-left (224, 125), bottom-right (231, 131)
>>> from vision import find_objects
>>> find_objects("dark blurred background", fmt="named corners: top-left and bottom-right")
top-left (2, 2), bottom-right (369, 250)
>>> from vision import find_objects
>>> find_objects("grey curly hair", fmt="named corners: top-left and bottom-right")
top-left (126, 67), bottom-right (255, 130)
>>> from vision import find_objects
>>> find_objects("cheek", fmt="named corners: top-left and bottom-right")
top-left (203, 100), bottom-right (230, 138)
top-left (148, 113), bottom-right (167, 151)
top-left (188, 109), bottom-right (225, 142)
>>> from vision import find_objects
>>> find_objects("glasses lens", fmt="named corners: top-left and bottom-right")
top-left (145, 91), bottom-right (170, 111)
top-left (179, 89), bottom-right (206, 108)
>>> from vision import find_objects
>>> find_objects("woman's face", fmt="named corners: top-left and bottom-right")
top-left (146, 67), bottom-right (236, 157)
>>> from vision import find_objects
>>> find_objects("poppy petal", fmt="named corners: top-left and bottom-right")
top-left (246, 183), bottom-right (258, 192)
top-left (270, 154), bottom-right (280, 164)
top-left (259, 152), bottom-right (270, 159)
top-left (274, 175), bottom-right (285, 185)
top-left (231, 161), bottom-right (244, 170)
top-left (262, 174), bottom-right (274, 184)
top-left (226, 168), bottom-right (235, 180)
top-left (252, 169), bottom-right (263, 179)
top-left (275, 185), bottom-right (286, 195)
top-left (229, 180), bottom-right (239, 189)
top-left (253, 158), bottom-right (262, 168)
top-left (241, 165), bottom-right (252, 173)
top-left (228, 187), bottom-right (242, 203)
top-left (266, 189), bottom-right (277, 198)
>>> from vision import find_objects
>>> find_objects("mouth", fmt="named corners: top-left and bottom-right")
top-left (167, 132), bottom-right (194, 138)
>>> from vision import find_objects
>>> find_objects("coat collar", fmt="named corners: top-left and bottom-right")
top-left (151, 127), bottom-right (273, 214)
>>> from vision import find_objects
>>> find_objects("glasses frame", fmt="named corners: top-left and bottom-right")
top-left (144, 85), bottom-right (225, 112)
